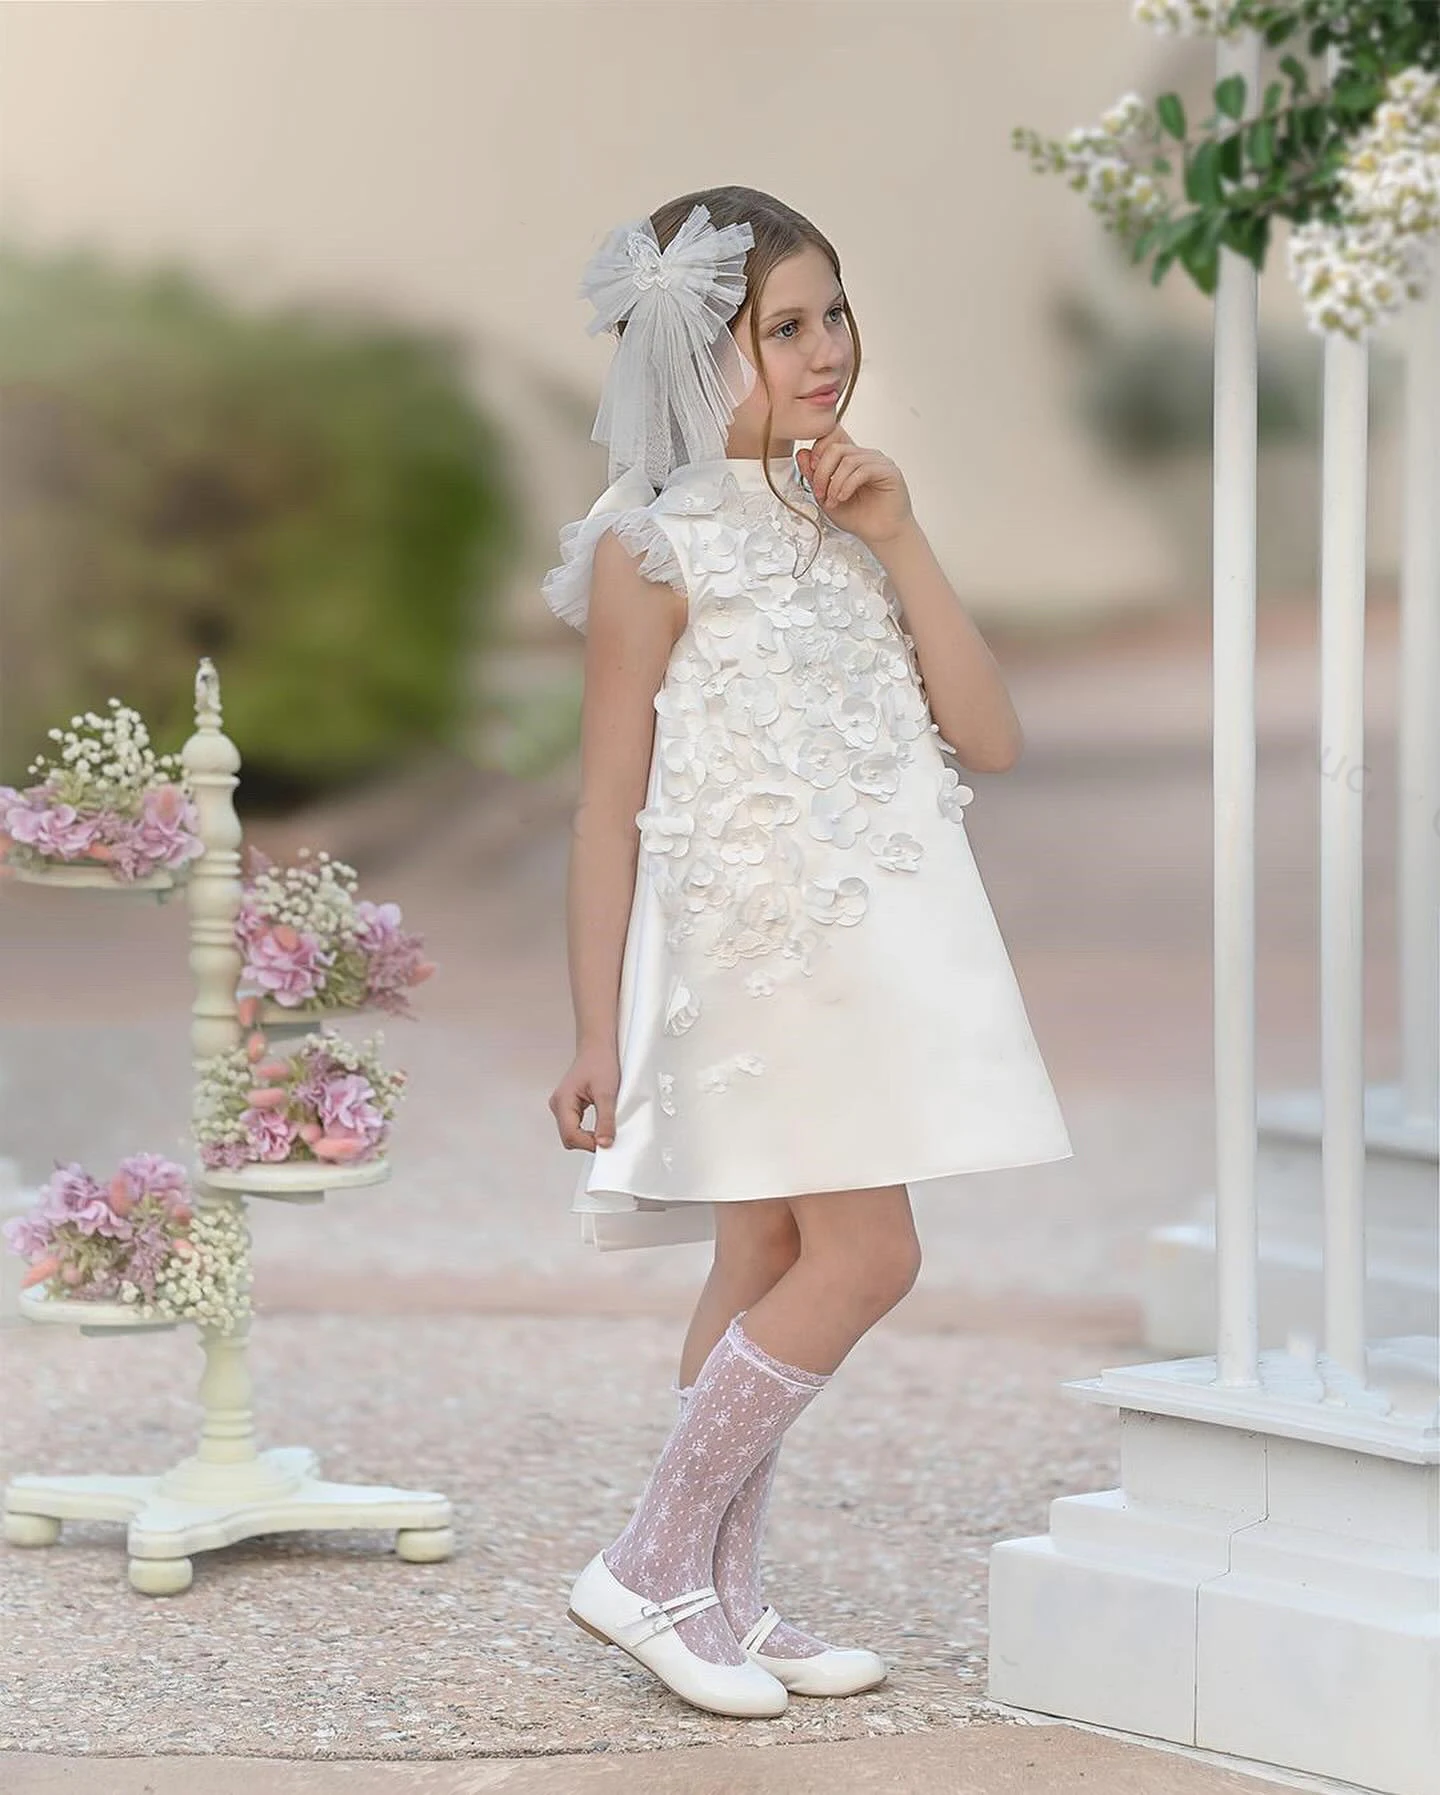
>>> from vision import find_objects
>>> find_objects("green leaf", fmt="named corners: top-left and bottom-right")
top-left (1130, 223), bottom-right (1164, 262)
top-left (1215, 74), bottom-right (1246, 120)
top-left (1251, 214), bottom-right (1272, 266)
top-left (1179, 232), bottom-right (1220, 296)
top-left (1263, 15), bottom-right (1297, 46)
top-left (1184, 140), bottom-right (1224, 207)
top-left (1332, 75), bottom-right (1383, 115)
top-left (1219, 130), bottom-right (1243, 183)
top-left (1151, 155), bottom-right (1173, 176)
top-left (1221, 212), bottom-right (1269, 267)
top-left (1156, 93), bottom-right (1187, 140)
top-left (1246, 117), bottom-right (1276, 170)
top-left (1262, 81), bottom-right (1284, 117)
top-left (1279, 53), bottom-right (1309, 94)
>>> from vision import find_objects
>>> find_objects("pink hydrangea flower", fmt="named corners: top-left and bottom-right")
top-left (91, 813), bottom-right (153, 882)
top-left (243, 924), bottom-right (331, 1007)
top-left (200, 1137), bottom-right (253, 1172)
top-left (317, 1073), bottom-right (385, 1146)
top-left (235, 895), bottom-right (269, 951)
top-left (113, 1152), bottom-right (191, 1213)
top-left (242, 1106), bottom-right (300, 1163)
top-left (2, 1208), bottom-right (53, 1258)
top-left (353, 899), bottom-right (432, 1017)
top-left (136, 782), bottom-right (203, 871)
top-left (5, 794), bottom-right (103, 859)
top-left (30, 1161), bottom-right (133, 1239)
top-left (352, 900), bottom-right (404, 951)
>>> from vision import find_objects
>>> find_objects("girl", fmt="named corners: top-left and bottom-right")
top-left (544, 187), bottom-right (1073, 1718)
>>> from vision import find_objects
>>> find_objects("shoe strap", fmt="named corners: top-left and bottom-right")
top-left (619, 1584), bottom-right (721, 1644)
top-left (741, 1604), bottom-right (783, 1653)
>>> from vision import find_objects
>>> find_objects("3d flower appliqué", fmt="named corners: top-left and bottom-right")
top-left (809, 785), bottom-right (867, 850)
top-left (636, 807), bottom-right (694, 857)
top-left (867, 830), bottom-right (925, 871)
top-left (629, 468), bottom-right (973, 1045)
top-left (664, 979), bottom-right (700, 1035)
top-left (803, 874), bottom-right (870, 927)
top-left (697, 1052), bottom-right (767, 1096)
top-left (938, 768), bottom-right (976, 822)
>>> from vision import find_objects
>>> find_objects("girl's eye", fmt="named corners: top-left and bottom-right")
top-left (776, 304), bottom-right (846, 339)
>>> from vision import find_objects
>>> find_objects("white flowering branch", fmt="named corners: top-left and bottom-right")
top-left (1013, 0), bottom-right (1440, 340)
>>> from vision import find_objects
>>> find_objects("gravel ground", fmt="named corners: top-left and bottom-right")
top-left (0, 1312), bottom-right (1119, 1759)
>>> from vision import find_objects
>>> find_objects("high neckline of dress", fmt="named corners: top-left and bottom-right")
top-left (662, 455), bottom-right (804, 494)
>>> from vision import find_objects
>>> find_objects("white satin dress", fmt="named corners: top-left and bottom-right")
top-left (541, 452), bottom-right (1073, 1251)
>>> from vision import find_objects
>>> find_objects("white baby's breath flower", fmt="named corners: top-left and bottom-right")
top-left (1288, 65), bottom-right (1440, 341)
top-left (1132, 0), bottom-right (1239, 33)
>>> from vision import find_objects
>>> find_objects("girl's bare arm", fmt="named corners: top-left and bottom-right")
top-left (566, 529), bottom-right (686, 1052)
top-left (871, 520), bottom-right (1023, 775)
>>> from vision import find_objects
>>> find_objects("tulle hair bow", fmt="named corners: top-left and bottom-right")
top-left (578, 201), bottom-right (758, 487)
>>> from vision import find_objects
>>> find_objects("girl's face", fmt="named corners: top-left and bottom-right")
top-left (726, 245), bottom-right (853, 458)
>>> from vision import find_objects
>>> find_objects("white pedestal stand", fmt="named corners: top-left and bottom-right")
top-left (0, 1148), bottom-right (34, 1329)
top-left (2, 659), bottom-right (453, 1593)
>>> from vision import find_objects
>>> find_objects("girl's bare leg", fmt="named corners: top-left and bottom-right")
top-left (678, 1198), bottom-right (801, 1387)
top-left (599, 1201), bottom-right (826, 1667)
top-left (736, 1183), bottom-right (921, 1375)
top-left (672, 1184), bottom-right (919, 1660)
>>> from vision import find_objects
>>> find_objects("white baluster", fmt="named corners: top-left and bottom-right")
top-left (1398, 284), bottom-right (1440, 1130)
top-left (1318, 44), bottom-right (1370, 1388)
top-left (1212, 25), bottom-right (1262, 1390)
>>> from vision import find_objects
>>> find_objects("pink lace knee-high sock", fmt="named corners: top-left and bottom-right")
top-left (603, 1314), bottom-right (832, 1666)
top-left (676, 1384), bottom-right (836, 1660)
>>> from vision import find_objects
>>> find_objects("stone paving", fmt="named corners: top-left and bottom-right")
top-left (0, 594), bottom-right (1404, 1790)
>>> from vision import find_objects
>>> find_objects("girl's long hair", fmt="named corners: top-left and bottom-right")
top-left (614, 186), bottom-right (861, 579)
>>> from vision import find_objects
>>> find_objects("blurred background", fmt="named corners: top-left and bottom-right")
top-left (0, 0), bottom-right (1411, 801)
top-left (0, 0), bottom-right (1423, 1760)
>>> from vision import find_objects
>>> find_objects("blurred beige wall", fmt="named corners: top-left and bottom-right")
top-left (0, 0), bottom-right (1407, 635)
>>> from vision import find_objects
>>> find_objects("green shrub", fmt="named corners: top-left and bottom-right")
top-left (0, 242), bottom-right (523, 801)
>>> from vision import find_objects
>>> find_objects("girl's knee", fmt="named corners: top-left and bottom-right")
top-left (861, 1234), bottom-right (922, 1310)
top-left (800, 1232), bottom-right (920, 1318)
top-left (714, 1199), bottom-right (801, 1278)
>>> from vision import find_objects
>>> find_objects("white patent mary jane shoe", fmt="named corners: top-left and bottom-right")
top-left (740, 1605), bottom-right (889, 1697)
top-left (567, 1552), bottom-right (789, 1718)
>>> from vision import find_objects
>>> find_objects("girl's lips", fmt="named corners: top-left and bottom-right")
top-left (803, 387), bottom-right (838, 404)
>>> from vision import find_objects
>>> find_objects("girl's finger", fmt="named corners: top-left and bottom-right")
top-left (834, 459), bottom-right (872, 503)
top-left (594, 1087), bottom-right (617, 1150)
top-left (815, 446), bottom-right (863, 502)
top-left (562, 1089), bottom-right (595, 1151)
top-left (810, 439), bottom-right (847, 485)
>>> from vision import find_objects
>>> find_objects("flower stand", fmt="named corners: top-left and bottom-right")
top-left (2, 658), bottom-right (454, 1593)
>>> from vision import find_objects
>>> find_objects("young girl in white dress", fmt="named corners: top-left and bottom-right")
top-left (543, 186), bottom-right (1073, 1719)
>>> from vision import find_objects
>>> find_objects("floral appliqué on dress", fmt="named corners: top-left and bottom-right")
top-left (629, 470), bottom-right (974, 1115)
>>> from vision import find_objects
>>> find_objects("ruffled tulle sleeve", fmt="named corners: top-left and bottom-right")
top-left (540, 465), bottom-right (687, 634)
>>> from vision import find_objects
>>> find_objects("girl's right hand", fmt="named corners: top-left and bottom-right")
top-left (550, 1044), bottom-right (622, 1151)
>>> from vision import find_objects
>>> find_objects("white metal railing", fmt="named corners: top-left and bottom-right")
top-left (1212, 34), bottom-right (1440, 1397)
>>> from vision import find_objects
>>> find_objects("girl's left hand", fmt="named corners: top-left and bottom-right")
top-left (797, 425), bottom-right (913, 548)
